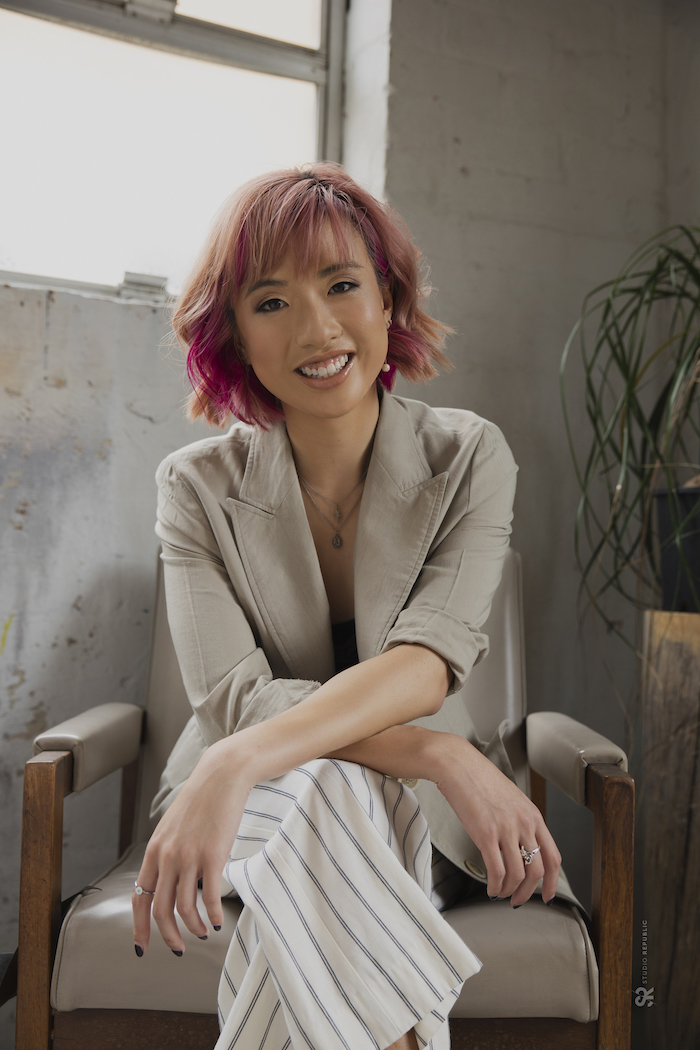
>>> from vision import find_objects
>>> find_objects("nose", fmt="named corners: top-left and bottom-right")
top-left (294, 293), bottom-right (342, 350)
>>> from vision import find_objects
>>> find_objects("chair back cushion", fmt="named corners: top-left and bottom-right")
top-left (134, 547), bottom-right (527, 840)
top-left (134, 554), bottom-right (192, 841)
top-left (460, 547), bottom-right (528, 789)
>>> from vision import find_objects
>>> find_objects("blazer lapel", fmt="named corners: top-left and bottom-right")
top-left (354, 394), bottom-right (448, 662)
top-left (226, 393), bottom-right (447, 680)
top-left (226, 423), bottom-right (335, 684)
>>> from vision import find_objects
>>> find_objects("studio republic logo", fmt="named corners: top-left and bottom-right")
top-left (635, 919), bottom-right (655, 1007)
top-left (634, 986), bottom-right (655, 1008)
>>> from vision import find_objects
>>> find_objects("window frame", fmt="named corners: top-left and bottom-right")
top-left (0, 0), bottom-right (344, 160)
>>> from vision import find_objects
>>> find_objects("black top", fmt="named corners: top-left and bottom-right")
top-left (331, 619), bottom-right (359, 674)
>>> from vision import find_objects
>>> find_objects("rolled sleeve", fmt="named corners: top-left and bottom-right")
top-left (381, 422), bottom-right (518, 693)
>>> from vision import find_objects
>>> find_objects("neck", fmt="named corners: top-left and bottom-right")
top-left (284, 388), bottom-right (381, 499)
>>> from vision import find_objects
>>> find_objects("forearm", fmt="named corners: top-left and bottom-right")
top-left (206, 643), bottom-right (450, 789)
top-left (325, 724), bottom-right (449, 781)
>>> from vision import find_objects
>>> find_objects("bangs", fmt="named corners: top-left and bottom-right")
top-left (231, 182), bottom-right (378, 293)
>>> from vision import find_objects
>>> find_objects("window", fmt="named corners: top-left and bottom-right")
top-left (0, 0), bottom-right (344, 292)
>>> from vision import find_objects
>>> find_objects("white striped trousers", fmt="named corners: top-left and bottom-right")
top-left (215, 758), bottom-right (482, 1050)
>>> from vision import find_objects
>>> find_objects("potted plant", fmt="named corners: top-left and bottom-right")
top-left (561, 224), bottom-right (700, 639)
top-left (560, 225), bottom-right (700, 1050)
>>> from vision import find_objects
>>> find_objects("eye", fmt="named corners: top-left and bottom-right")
top-left (329, 280), bottom-right (358, 295)
top-left (257, 297), bottom-right (286, 313)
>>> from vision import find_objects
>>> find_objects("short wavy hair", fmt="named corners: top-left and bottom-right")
top-left (173, 162), bottom-right (452, 428)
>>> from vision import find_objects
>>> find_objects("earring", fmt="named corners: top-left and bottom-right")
top-left (381, 360), bottom-right (391, 372)
top-left (385, 317), bottom-right (392, 330)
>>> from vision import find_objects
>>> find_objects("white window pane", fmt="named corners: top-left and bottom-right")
top-left (0, 10), bottom-right (317, 293)
top-left (176, 0), bottom-right (322, 50)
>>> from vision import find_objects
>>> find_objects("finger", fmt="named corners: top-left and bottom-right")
top-left (499, 836), bottom-right (532, 900)
top-left (151, 868), bottom-right (186, 955)
top-left (508, 846), bottom-right (545, 907)
top-left (479, 837), bottom-right (507, 899)
top-left (132, 858), bottom-right (158, 956)
top-left (176, 868), bottom-right (209, 940)
top-left (536, 826), bottom-right (562, 903)
top-left (201, 861), bottom-right (225, 933)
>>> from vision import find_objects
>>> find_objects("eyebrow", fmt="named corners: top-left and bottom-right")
top-left (245, 260), bottom-right (363, 297)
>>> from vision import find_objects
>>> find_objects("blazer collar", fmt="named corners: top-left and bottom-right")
top-left (227, 393), bottom-right (448, 679)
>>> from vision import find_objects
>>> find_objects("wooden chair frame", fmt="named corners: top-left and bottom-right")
top-left (16, 744), bottom-right (634, 1050)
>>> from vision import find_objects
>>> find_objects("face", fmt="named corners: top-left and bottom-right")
top-left (232, 223), bottom-right (392, 423)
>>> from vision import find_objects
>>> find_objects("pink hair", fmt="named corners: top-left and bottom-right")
top-left (173, 163), bottom-right (452, 428)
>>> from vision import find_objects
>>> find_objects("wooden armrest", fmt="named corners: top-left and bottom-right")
top-left (528, 761), bottom-right (634, 1050)
top-left (17, 741), bottom-right (142, 1050)
top-left (17, 751), bottom-right (73, 1050)
top-left (586, 763), bottom-right (634, 1050)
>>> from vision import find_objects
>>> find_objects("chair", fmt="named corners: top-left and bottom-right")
top-left (16, 549), bottom-right (634, 1050)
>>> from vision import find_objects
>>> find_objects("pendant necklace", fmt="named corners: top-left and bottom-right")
top-left (297, 469), bottom-right (368, 548)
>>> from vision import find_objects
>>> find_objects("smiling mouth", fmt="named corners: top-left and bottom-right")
top-left (296, 353), bottom-right (353, 378)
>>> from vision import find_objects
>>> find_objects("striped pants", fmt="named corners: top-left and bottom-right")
top-left (215, 758), bottom-right (482, 1050)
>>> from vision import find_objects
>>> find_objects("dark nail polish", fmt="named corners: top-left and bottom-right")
top-left (134, 944), bottom-right (143, 958)
top-left (487, 894), bottom-right (499, 901)
top-left (198, 935), bottom-right (208, 940)
top-left (546, 897), bottom-right (554, 906)
top-left (512, 904), bottom-right (523, 909)
top-left (172, 949), bottom-right (183, 956)
top-left (214, 924), bottom-right (222, 931)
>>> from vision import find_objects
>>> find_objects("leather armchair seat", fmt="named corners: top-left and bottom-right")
top-left (52, 842), bottom-right (598, 1022)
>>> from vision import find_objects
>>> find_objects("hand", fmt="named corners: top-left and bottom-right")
top-left (432, 735), bottom-right (561, 906)
top-left (132, 738), bottom-right (251, 956)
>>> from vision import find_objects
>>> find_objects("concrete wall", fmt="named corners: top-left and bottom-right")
top-left (666, 0), bottom-right (700, 226)
top-left (0, 283), bottom-right (209, 1044)
top-left (372, 0), bottom-right (667, 915)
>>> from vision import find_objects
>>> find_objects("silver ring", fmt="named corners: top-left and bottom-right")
top-left (134, 881), bottom-right (156, 895)
top-left (520, 845), bottom-right (541, 865)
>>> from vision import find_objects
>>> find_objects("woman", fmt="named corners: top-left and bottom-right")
top-left (132, 164), bottom-right (562, 1050)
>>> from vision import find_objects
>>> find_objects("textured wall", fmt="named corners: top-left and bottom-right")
top-left (381, 0), bottom-right (665, 913)
top-left (0, 283), bottom-right (208, 1044)
top-left (666, 0), bottom-right (700, 226)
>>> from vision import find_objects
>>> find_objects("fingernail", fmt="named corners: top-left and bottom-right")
top-left (134, 944), bottom-right (143, 958)
top-left (546, 897), bottom-right (555, 906)
top-left (172, 949), bottom-right (183, 956)
top-left (512, 903), bottom-right (523, 909)
top-left (198, 935), bottom-right (208, 940)
top-left (487, 894), bottom-right (499, 901)
top-left (214, 924), bottom-right (222, 931)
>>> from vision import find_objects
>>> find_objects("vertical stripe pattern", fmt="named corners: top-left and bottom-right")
top-left (215, 759), bottom-right (482, 1050)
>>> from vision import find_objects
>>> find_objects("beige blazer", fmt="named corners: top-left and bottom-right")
top-left (151, 391), bottom-right (581, 907)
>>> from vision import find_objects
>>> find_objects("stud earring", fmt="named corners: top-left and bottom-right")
top-left (381, 361), bottom-right (391, 372)
top-left (385, 317), bottom-right (392, 330)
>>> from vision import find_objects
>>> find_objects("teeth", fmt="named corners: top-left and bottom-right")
top-left (299, 353), bottom-right (349, 378)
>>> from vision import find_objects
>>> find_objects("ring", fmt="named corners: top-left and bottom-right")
top-left (520, 845), bottom-right (541, 865)
top-left (134, 881), bottom-right (156, 895)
